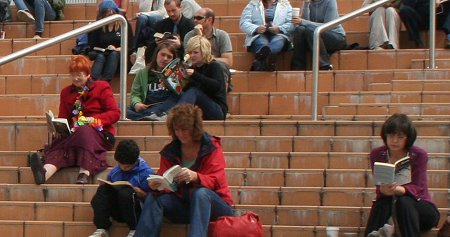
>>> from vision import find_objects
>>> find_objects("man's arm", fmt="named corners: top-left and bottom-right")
top-left (215, 52), bottom-right (233, 67)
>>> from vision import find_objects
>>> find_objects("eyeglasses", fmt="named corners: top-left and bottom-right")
top-left (193, 15), bottom-right (206, 20)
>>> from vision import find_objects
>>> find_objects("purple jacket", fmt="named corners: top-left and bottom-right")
top-left (370, 145), bottom-right (434, 204)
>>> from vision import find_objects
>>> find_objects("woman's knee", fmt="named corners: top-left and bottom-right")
top-left (191, 187), bottom-right (211, 202)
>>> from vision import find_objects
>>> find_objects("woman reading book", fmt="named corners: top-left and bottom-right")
top-left (134, 104), bottom-right (234, 237)
top-left (365, 113), bottom-right (440, 237)
top-left (126, 42), bottom-right (180, 121)
top-left (29, 55), bottom-right (121, 185)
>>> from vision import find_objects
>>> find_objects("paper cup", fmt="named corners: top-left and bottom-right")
top-left (292, 8), bottom-right (300, 18)
top-left (326, 226), bottom-right (339, 237)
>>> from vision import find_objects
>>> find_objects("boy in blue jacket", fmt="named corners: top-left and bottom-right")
top-left (89, 139), bottom-right (155, 237)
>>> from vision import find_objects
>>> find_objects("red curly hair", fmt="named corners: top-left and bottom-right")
top-left (69, 55), bottom-right (92, 76)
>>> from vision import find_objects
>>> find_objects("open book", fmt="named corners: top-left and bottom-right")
top-left (97, 178), bottom-right (133, 190)
top-left (45, 110), bottom-right (71, 138)
top-left (154, 32), bottom-right (176, 40)
top-left (373, 156), bottom-right (411, 185)
top-left (93, 46), bottom-right (115, 52)
top-left (147, 165), bottom-right (183, 191)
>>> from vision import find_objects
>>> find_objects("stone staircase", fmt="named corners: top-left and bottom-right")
top-left (0, 0), bottom-right (449, 236)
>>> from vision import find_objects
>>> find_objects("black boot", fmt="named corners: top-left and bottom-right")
top-left (28, 153), bottom-right (46, 185)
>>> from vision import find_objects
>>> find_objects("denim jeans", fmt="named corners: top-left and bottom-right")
top-left (13, 0), bottom-right (56, 33)
top-left (291, 25), bottom-right (346, 70)
top-left (132, 14), bottom-right (164, 52)
top-left (126, 94), bottom-right (178, 120)
top-left (91, 51), bottom-right (120, 81)
top-left (249, 33), bottom-right (287, 54)
top-left (134, 187), bottom-right (233, 237)
top-left (177, 87), bottom-right (225, 120)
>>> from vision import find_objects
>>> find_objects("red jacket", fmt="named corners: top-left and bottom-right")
top-left (158, 133), bottom-right (234, 206)
top-left (58, 79), bottom-right (121, 134)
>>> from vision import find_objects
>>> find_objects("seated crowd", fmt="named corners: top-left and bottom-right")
top-left (8, 0), bottom-right (450, 237)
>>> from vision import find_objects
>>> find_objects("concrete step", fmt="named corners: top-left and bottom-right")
top-left (1, 184), bottom-right (449, 209)
top-left (368, 79), bottom-right (450, 92)
top-left (8, 164), bottom-right (449, 188)
top-left (4, 49), bottom-right (450, 75)
top-left (322, 102), bottom-right (450, 117)
top-left (0, 201), bottom-right (447, 229)
top-left (3, 69), bottom-right (450, 95)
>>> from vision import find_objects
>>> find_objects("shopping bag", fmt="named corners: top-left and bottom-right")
top-left (208, 211), bottom-right (263, 237)
top-left (129, 46), bottom-right (146, 74)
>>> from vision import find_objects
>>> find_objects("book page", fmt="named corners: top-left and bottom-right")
top-left (97, 178), bottom-right (132, 186)
top-left (147, 175), bottom-right (174, 191)
top-left (97, 178), bottom-right (134, 191)
top-left (162, 165), bottom-right (182, 183)
top-left (373, 162), bottom-right (395, 185)
top-left (394, 156), bottom-right (411, 185)
top-left (45, 110), bottom-right (57, 134)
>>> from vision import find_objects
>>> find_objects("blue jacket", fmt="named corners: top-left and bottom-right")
top-left (107, 157), bottom-right (155, 192)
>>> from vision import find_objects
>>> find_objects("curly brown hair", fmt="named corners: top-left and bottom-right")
top-left (166, 104), bottom-right (204, 141)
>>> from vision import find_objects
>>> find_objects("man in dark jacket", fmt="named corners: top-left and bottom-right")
top-left (145, 0), bottom-right (195, 61)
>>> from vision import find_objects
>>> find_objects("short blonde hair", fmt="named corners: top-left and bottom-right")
top-left (185, 35), bottom-right (213, 64)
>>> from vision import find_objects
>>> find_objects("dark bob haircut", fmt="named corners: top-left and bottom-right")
top-left (380, 113), bottom-right (417, 149)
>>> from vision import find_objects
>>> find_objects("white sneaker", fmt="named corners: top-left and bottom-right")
top-left (17, 10), bottom-right (35, 23)
top-left (88, 229), bottom-right (109, 237)
top-left (126, 230), bottom-right (135, 237)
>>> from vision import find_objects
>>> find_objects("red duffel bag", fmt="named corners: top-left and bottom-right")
top-left (208, 211), bottom-right (263, 237)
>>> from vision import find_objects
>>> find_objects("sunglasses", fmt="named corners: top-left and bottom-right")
top-left (193, 15), bottom-right (206, 20)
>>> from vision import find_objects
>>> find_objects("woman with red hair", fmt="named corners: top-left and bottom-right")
top-left (29, 55), bottom-right (121, 185)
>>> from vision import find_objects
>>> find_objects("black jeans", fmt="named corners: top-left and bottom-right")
top-left (90, 184), bottom-right (141, 230)
top-left (364, 196), bottom-right (440, 237)
top-left (291, 25), bottom-right (346, 70)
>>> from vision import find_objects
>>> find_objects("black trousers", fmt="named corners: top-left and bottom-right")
top-left (90, 184), bottom-right (141, 230)
top-left (291, 25), bottom-right (346, 70)
top-left (364, 195), bottom-right (440, 237)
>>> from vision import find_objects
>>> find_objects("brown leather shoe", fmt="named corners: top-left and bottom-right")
top-left (75, 173), bottom-right (89, 184)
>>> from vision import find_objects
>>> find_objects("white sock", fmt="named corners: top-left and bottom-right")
top-left (79, 168), bottom-right (90, 176)
top-left (43, 164), bottom-right (57, 181)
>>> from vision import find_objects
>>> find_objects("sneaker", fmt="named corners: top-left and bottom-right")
top-left (126, 230), bottom-right (135, 237)
top-left (89, 229), bottom-right (109, 237)
top-left (378, 224), bottom-right (394, 237)
top-left (32, 35), bottom-right (41, 39)
top-left (367, 231), bottom-right (381, 237)
top-left (255, 46), bottom-right (271, 61)
top-left (155, 112), bottom-right (167, 121)
top-left (319, 64), bottom-right (333, 70)
top-left (28, 153), bottom-right (46, 185)
top-left (141, 113), bottom-right (159, 121)
top-left (17, 10), bottom-right (35, 23)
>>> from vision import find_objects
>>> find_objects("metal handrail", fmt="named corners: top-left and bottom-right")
top-left (311, 0), bottom-right (439, 120)
top-left (0, 14), bottom-right (129, 120)
top-left (311, 0), bottom-right (390, 121)
top-left (429, 0), bottom-right (436, 69)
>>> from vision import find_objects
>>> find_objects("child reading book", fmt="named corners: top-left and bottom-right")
top-left (89, 139), bottom-right (155, 237)
top-left (364, 113), bottom-right (439, 237)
